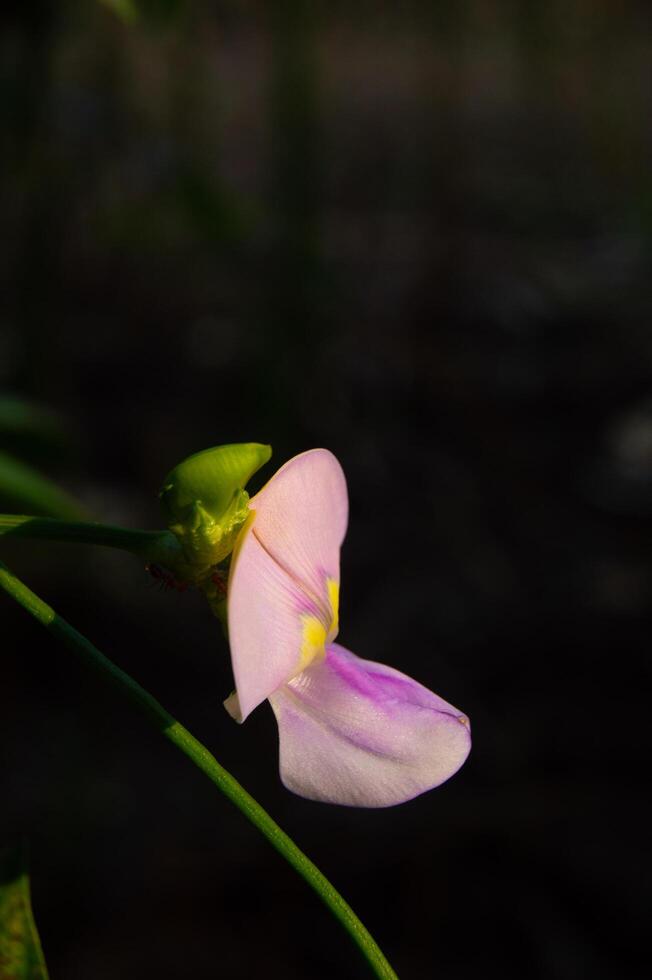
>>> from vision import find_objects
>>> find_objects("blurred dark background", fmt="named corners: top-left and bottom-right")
top-left (1, 1), bottom-right (651, 977)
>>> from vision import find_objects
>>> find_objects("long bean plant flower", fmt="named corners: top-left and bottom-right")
top-left (1, 438), bottom-right (472, 978)
top-left (223, 449), bottom-right (471, 807)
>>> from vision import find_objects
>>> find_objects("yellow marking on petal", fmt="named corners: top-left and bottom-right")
top-left (327, 578), bottom-right (339, 640)
top-left (297, 614), bottom-right (328, 673)
top-left (295, 577), bottom-right (340, 676)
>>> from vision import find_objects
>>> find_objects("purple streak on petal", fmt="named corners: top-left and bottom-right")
top-left (329, 649), bottom-right (463, 715)
top-left (269, 643), bottom-right (471, 807)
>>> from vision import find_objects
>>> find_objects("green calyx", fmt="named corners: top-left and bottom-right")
top-left (159, 442), bottom-right (271, 573)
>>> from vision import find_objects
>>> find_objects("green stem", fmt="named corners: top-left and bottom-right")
top-left (0, 560), bottom-right (398, 980)
top-left (0, 514), bottom-right (183, 568)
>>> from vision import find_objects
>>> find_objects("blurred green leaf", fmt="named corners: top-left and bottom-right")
top-left (0, 398), bottom-right (76, 464)
top-left (99, 0), bottom-right (140, 24)
top-left (0, 450), bottom-right (87, 520)
top-left (0, 845), bottom-right (50, 980)
top-left (100, 0), bottom-right (186, 26)
top-left (0, 399), bottom-right (66, 444)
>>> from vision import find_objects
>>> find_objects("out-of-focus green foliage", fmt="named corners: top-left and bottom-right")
top-left (0, 451), bottom-right (87, 521)
top-left (100, 0), bottom-right (139, 24)
top-left (0, 846), bottom-right (50, 980)
top-left (0, 399), bottom-right (73, 461)
top-left (0, 399), bottom-right (64, 443)
top-left (100, 0), bottom-right (186, 26)
top-left (0, 398), bottom-right (86, 519)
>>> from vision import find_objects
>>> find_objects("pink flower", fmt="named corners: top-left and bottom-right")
top-left (224, 449), bottom-right (471, 807)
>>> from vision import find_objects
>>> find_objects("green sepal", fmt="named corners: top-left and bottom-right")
top-left (0, 844), bottom-right (50, 980)
top-left (159, 443), bottom-right (271, 570)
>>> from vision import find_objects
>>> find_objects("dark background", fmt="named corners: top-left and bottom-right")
top-left (1, 1), bottom-right (651, 977)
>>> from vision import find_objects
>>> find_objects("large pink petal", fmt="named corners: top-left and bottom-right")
top-left (226, 450), bottom-right (348, 720)
top-left (225, 514), bottom-right (329, 721)
top-left (269, 643), bottom-right (471, 807)
top-left (248, 449), bottom-right (348, 618)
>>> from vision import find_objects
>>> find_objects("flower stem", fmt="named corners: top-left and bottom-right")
top-left (0, 560), bottom-right (398, 980)
top-left (0, 514), bottom-right (183, 567)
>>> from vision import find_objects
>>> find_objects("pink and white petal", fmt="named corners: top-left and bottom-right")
top-left (226, 515), bottom-right (327, 721)
top-left (249, 449), bottom-right (348, 614)
top-left (269, 643), bottom-right (471, 807)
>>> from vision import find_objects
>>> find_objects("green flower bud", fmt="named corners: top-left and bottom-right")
top-left (159, 442), bottom-right (271, 571)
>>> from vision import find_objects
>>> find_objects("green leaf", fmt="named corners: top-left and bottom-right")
top-left (0, 845), bottom-right (50, 980)
top-left (0, 451), bottom-right (87, 521)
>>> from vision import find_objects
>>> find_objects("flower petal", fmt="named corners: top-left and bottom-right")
top-left (226, 513), bottom-right (328, 721)
top-left (269, 643), bottom-right (471, 807)
top-left (226, 449), bottom-right (348, 720)
top-left (247, 448), bottom-right (348, 617)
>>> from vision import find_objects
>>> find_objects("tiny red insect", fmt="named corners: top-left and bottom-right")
top-left (211, 570), bottom-right (228, 595)
top-left (145, 563), bottom-right (188, 593)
